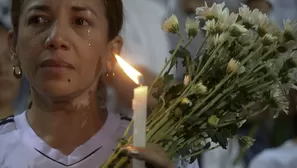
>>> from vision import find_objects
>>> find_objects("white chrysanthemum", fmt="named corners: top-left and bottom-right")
top-left (263, 33), bottom-right (278, 45)
top-left (184, 75), bottom-right (191, 85)
top-left (270, 84), bottom-right (289, 114)
top-left (229, 23), bottom-right (248, 36)
top-left (283, 19), bottom-right (297, 41)
top-left (253, 12), bottom-right (271, 35)
top-left (203, 19), bottom-right (222, 35)
top-left (213, 32), bottom-right (230, 46)
top-left (196, 2), bottom-right (225, 20)
top-left (162, 14), bottom-right (179, 34)
top-left (238, 30), bottom-right (258, 46)
top-left (227, 58), bottom-right (245, 74)
top-left (238, 4), bottom-right (254, 26)
top-left (219, 11), bottom-right (238, 30)
top-left (185, 18), bottom-right (199, 38)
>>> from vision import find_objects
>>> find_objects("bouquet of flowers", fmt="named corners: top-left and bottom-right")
top-left (102, 2), bottom-right (297, 167)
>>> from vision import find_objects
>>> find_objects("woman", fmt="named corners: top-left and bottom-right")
top-left (0, 22), bottom-right (29, 119)
top-left (0, 23), bottom-right (20, 119)
top-left (0, 0), bottom-right (198, 167)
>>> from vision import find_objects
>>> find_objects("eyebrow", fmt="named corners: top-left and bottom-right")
top-left (27, 4), bottom-right (51, 13)
top-left (26, 5), bottom-right (97, 16)
top-left (71, 6), bottom-right (97, 17)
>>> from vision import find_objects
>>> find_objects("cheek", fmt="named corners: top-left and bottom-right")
top-left (78, 38), bottom-right (109, 78)
top-left (16, 31), bottom-right (44, 74)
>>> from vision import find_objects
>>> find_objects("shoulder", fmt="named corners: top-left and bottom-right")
top-left (0, 115), bottom-right (16, 135)
top-left (249, 140), bottom-right (296, 168)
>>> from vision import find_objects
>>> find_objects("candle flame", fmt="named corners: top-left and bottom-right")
top-left (115, 55), bottom-right (142, 85)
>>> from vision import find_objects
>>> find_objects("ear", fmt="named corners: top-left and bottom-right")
top-left (8, 30), bottom-right (17, 54)
top-left (107, 35), bottom-right (123, 71)
top-left (7, 30), bottom-right (18, 62)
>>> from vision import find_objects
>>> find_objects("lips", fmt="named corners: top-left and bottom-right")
top-left (40, 59), bottom-right (75, 69)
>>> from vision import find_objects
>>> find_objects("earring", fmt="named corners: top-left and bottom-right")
top-left (11, 52), bottom-right (22, 79)
top-left (105, 70), bottom-right (115, 77)
top-left (13, 65), bottom-right (22, 79)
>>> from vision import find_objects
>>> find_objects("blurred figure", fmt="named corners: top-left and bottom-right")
top-left (246, 0), bottom-right (272, 13)
top-left (201, 1), bottom-right (273, 168)
top-left (249, 88), bottom-right (297, 168)
top-left (0, 0), bottom-right (30, 118)
top-left (109, 0), bottom-right (174, 116)
top-left (0, 24), bottom-right (20, 119)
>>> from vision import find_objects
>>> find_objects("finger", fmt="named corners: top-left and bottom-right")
top-left (119, 145), bottom-right (172, 168)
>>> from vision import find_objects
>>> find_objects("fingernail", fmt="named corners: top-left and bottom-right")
top-left (128, 149), bottom-right (139, 157)
top-left (120, 146), bottom-right (140, 157)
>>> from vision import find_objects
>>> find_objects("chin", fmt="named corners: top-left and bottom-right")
top-left (38, 80), bottom-right (78, 99)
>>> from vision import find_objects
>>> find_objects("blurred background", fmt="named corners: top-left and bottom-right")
top-left (0, 0), bottom-right (297, 167)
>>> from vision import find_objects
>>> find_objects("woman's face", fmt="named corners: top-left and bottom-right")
top-left (9, 0), bottom-right (122, 99)
top-left (0, 28), bottom-right (20, 104)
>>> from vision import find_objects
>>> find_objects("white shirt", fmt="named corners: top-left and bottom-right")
top-left (120, 0), bottom-right (173, 75)
top-left (0, 111), bottom-right (199, 168)
top-left (249, 140), bottom-right (297, 168)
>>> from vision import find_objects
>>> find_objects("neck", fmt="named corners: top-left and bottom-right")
top-left (27, 87), bottom-right (107, 155)
top-left (0, 103), bottom-right (13, 119)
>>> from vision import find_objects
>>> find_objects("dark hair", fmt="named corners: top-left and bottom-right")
top-left (11, 0), bottom-right (123, 40)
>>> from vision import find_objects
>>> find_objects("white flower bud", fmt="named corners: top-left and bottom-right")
top-left (236, 119), bottom-right (247, 127)
top-left (186, 18), bottom-right (199, 38)
top-left (229, 23), bottom-right (248, 36)
top-left (184, 75), bottom-right (191, 86)
top-left (227, 58), bottom-right (245, 74)
top-left (162, 14), bottom-right (179, 34)
top-left (195, 82), bottom-right (208, 94)
top-left (208, 115), bottom-right (220, 127)
top-left (181, 98), bottom-right (192, 106)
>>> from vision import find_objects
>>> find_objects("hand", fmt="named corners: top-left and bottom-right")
top-left (120, 144), bottom-right (175, 168)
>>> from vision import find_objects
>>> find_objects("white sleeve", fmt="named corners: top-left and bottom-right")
top-left (176, 159), bottom-right (200, 168)
top-left (185, 160), bottom-right (200, 168)
top-left (120, 0), bottom-right (173, 75)
top-left (249, 153), bottom-right (277, 168)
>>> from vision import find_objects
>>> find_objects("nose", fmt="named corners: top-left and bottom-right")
top-left (45, 22), bottom-right (71, 50)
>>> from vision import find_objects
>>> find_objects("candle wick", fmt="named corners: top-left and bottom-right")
top-left (138, 76), bottom-right (144, 86)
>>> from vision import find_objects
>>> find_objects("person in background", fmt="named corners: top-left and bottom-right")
top-left (109, 0), bottom-right (176, 116)
top-left (198, 0), bottom-right (273, 168)
top-left (0, 23), bottom-right (20, 119)
top-left (249, 88), bottom-right (297, 168)
top-left (0, 0), bottom-right (30, 118)
top-left (245, 0), bottom-right (272, 13)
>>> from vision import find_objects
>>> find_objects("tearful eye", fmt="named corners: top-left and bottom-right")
top-left (73, 18), bottom-right (91, 26)
top-left (28, 16), bottom-right (48, 25)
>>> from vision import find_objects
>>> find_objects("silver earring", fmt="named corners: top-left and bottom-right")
top-left (11, 53), bottom-right (22, 79)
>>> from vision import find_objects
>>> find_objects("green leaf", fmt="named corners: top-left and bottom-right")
top-left (169, 47), bottom-right (191, 59)
top-left (204, 142), bottom-right (211, 149)
top-left (215, 132), bottom-right (228, 149)
top-left (205, 129), bottom-right (217, 143)
top-left (189, 156), bottom-right (197, 164)
top-left (163, 74), bottom-right (174, 85)
top-left (167, 84), bottom-right (184, 95)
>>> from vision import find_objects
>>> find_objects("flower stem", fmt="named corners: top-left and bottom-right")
top-left (148, 36), bottom-right (183, 93)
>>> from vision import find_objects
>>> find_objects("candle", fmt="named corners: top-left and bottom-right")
top-left (115, 55), bottom-right (147, 168)
top-left (132, 85), bottom-right (148, 168)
